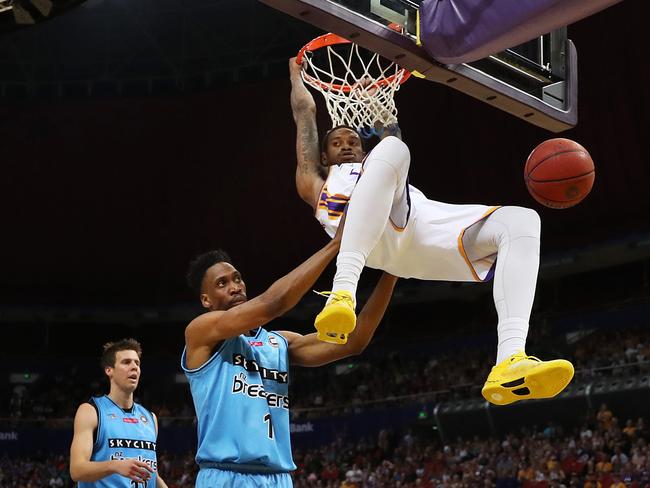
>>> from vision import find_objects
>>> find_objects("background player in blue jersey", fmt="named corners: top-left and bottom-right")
top-left (182, 224), bottom-right (398, 487)
top-left (70, 339), bottom-right (168, 488)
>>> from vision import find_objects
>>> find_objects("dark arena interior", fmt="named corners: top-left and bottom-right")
top-left (1, 1), bottom-right (649, 487)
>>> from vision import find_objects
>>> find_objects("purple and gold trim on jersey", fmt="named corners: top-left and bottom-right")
top-left (317, 185), bottom-right (350, 220)
top-left (457, 206), bottom-right (501, 282)
top-left (388, 177), bottom-right (413, 233)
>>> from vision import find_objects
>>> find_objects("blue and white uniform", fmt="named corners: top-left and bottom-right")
top-left (78, 395), bottom-right (158, 488)
top-left (182, 327), bottom-right (293, 488)
top-left (315, 161), bottom-right (500, 282)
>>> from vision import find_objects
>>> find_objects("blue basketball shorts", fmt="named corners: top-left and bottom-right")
top-left (196, 467), bottom-right (293, 488)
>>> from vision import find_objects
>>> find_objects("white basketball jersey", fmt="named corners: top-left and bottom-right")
top-left (314, 163), bottom-right (362, 238)
top-left (314, 162), bottom-right (499, 282)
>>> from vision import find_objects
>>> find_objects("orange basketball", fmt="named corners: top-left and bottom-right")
top-left (524, 138), bottom-right (595, 209)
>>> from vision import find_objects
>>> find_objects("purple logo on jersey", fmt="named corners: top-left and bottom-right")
top-left (318, 188), bottom-right (349, 220)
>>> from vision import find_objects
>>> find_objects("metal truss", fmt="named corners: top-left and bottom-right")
top-left (0, 0), bottom-right (320, 98)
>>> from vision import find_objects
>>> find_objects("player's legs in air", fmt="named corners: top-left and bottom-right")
top-left (461, 207), bottom-right (573, 405)
top-left (314, 135), bottom-right (409, 343)
top-left (316, 136), bottom-right (573, 405)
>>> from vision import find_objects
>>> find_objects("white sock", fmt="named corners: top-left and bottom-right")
top-left (330, 137), bottom-right (410, 306)
top-left (496, 319), bottom-right (529, 364)
top-left (331, 251), bottom-right (364, 303)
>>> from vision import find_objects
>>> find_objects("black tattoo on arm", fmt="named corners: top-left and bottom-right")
top-left (296, 118), bottom-right (321, 178)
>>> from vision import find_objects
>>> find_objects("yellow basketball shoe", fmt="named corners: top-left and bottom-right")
top-left (481, 352), bottom-right (574, 406)
top-left (314, 291), bottom-right (356, 345)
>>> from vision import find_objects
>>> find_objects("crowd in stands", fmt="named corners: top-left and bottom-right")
top-left (2, 325), bottom-right (648, 420)
top-left (0, 452), bottom-right (199, 488)
top-left (572, 329), bottom-right (650, 378)
top-left (1, 405), bottom-right (649, 488)
top-left (0, 455), bottom-right (69, 488)
top-left (291, 405), bottom-right (650, 487)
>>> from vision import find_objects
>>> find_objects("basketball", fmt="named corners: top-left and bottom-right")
top-left (524, 138), bottom-right (595, 209)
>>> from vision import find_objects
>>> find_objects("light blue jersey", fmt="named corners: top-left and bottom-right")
top-left (78, 395), bottom-right (158, 488)
top-left (182, 327), bottom-right (295, 475)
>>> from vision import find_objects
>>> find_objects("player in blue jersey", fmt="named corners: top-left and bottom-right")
top-left (182, 224), bottom-right (398, 487)
top-left (70, 339), bottom-right (168, 488)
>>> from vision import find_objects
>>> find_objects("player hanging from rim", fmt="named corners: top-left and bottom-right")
top-left (182, 219), bottom-right (397, 487)
top-left (289, 56), bottom-right (574, 406)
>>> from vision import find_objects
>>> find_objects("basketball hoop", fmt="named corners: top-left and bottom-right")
top-left (296, 32), bottom-right (411, 137)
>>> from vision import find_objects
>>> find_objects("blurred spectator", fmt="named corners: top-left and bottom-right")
top-left (4, 324), bottom-right (650, 421)
top-left (2, 407), bottom-right (650, 488)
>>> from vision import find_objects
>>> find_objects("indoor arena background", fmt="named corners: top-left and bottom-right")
top-left (1, 1), bottom-right (649, 486)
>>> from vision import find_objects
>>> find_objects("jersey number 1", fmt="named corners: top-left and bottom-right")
top-left (263, 413), bottom-right (274, 439)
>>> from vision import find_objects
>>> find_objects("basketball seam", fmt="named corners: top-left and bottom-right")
top-left (527, 170), bottom-right (595, 184)
top-left (526, 184), bottom-right (582, 206)
top-left (526, 149), bottom-right (586, 174)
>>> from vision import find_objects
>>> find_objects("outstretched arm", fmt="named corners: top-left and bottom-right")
top-left (290, 57), bottom-right (325, 209)
top-left (280, 272), bottom-right (398, 366)
top-left (185, 226), bottom-right (345, 369)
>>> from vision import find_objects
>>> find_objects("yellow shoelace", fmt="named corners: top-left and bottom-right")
top-left (512, 353), bottom-right (541, 363)
top-left (313, 290), bottom-right (352, 303)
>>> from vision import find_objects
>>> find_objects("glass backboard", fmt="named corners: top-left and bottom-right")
top-left (259, 0), bottom-right (577, 132)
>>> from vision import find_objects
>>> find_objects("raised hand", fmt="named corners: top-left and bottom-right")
top-left (289, 57), bottom-right (304, 81)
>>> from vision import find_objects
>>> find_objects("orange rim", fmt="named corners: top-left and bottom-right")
top-left (295, 32), bottom-right (411, 93)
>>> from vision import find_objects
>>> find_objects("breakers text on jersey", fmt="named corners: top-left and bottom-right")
top-left (110, 452), bottom-right (157, 471)
top-left (232, 373), bottom-right (289, 409)
top-left (233, 354), bottom-right (288, 383)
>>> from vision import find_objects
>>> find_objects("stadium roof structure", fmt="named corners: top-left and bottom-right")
top-left (0, 0), bottom-right (646, 310)
top-left (0, 0), bottom-right (319, 98)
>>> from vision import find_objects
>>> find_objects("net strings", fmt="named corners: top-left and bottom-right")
top-left (301, 43), bottom-right (407, 136)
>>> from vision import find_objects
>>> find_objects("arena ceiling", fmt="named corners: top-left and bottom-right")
top-left (0, 0), bottom-right (319, 96)
top-left (0, 0), bottom-right (648, 316)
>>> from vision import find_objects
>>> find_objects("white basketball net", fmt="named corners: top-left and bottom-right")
top-left (300, 42), bottom-right (409, 134)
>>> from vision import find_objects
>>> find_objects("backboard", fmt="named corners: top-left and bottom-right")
top-left (259, 0), bottom-right (577, 132)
